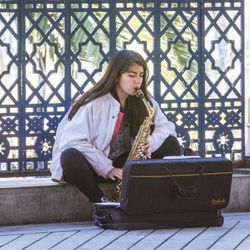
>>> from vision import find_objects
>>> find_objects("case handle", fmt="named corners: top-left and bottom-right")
top-left (164, 164), bottom-right (206, 200)
top-left (175, 185), bottom-right (197, 199)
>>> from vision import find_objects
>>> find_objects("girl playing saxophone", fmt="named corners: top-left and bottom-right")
top-left (50, 50), bottom-right (180, 203)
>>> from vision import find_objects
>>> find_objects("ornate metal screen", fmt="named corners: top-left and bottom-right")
top-left (0, 0), bottom-right (245, 174)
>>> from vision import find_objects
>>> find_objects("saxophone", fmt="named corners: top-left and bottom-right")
top-left (113, 89), bottom-right (154, 201)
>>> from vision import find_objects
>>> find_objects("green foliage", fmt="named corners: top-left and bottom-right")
top-left (23, 5), bottom-right (197, 86)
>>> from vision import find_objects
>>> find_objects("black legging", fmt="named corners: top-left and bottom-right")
top-left (60, 135), bottom-right (180, 202)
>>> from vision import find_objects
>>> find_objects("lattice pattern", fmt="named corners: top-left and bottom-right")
top-left (0, 3), bottom-right (20, 171)
top-left (159, 2), bottom-right (200, 151)
top-left (203, 0), bottom-right (244, 158)
top-left (70, 3), bottom-right (111, 99)
top-left (0, 0), bottom-right (245, 173)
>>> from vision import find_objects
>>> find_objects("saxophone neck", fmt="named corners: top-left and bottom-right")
top-left (142, 98), bottom-right (154, 119)
top-left (135, 89), bottom-right (154, 119)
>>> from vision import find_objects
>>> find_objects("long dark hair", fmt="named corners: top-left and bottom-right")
top-left (68, 50), bottom-right (151, 137)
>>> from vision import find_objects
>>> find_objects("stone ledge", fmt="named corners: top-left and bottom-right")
top-left (1, 172), bottom-right (250, 226)
top-left (223, 172), bottom-right (250, 212)
top-left (0, 177), bottom-right (115, 226)
top-left (0, 176), bottom-right (59, 188)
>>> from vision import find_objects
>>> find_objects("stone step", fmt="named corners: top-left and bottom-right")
top-left (0, 172), bottom-right (250, 226)
top-left (0, 177), bottom-right (115, 226)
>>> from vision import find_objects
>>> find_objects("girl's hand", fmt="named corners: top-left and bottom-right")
top-left (107, 167), bottom-right (123, 181)
top-left (142, 142), bottom-right (151, 159)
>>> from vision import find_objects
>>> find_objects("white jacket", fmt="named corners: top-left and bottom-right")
top-left (50, 93), bottom-right (177, 181)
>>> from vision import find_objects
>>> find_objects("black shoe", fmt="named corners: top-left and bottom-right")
top-left (184, 148), bottom-right (194, 156)
top-left (100, 196), bottom-right (111, 203)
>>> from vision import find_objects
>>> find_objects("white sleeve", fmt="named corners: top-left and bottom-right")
top-left (148, 98), bottom-right (177, 152)
top-left (58, 104), bottom-right (113, 178)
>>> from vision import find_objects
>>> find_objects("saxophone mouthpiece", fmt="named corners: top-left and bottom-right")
top-left (135, 88), bottom-right (144, 98)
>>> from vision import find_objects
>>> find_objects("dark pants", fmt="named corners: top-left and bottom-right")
top-left (61, 135), bottom-right (180, 202)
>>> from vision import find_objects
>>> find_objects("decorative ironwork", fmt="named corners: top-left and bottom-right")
top-left (0, 0), bottom-right (245, 174)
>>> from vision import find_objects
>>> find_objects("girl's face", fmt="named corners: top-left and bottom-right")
top-left (116, 63), bottom-right (144, 100)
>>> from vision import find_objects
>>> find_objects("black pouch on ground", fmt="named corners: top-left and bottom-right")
top-left (93, 157), bottom-right (232, 230)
